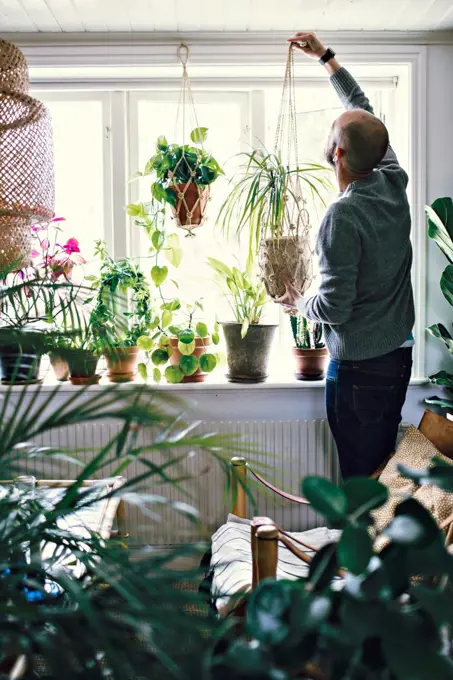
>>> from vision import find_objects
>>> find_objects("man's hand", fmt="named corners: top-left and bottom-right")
top-left (288, 32), bottom-right (326, 59)
top-left (275, 281), bottom-right (302, 313)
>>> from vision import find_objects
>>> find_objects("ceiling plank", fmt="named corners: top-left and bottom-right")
top-left (44, 0), bottom-right (85, 32)
top-left (17, 0), bottom-right (62, 31)
top-left (71, 0), bottom-right (107, 32)
top-left (0, 0), bottom-right (36, 31)
top-left (128, 0), bottom-right (155, 31)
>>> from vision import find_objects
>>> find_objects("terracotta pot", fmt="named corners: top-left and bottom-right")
top-left (222, 322), bottom-right (277, 384)
top-left (70, 374), bottom-right (101, 386)
top-left (169, 337), bottom-right (211, 383)
top-left (105, 346), bottom-right (139, 383)
top-left (49, 353), bottom-right (70, 382)
top-left (168, 183), bottom-right (210, 229)
top-left (292, 347), bottom-right (328, 381)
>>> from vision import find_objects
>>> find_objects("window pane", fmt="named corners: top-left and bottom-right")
top-left (134, 96), bottom-right (252, 325)
top-left (33, 96), bottom-right (105, 274)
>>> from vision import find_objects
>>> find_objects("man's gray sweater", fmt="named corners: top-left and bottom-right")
top-left (302, 67), bottom-right (415, 361)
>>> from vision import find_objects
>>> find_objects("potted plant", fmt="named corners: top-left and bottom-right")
top-left (217, 149), bottom-right (330, 297)
top-left (127, 201), bottom-right (219, 384)
top-left (290, 313), bottom-right (328, 380)
top-left (424, 197), bottom-right (453, 409)
top-left (137, 299), bottom-right (219, 384)
top-left (136, 127), bottom-right (224, 234)
top-left (208, 257), bottom-right (276, 383)
top-left (88, 242), bottom-right (153, 383)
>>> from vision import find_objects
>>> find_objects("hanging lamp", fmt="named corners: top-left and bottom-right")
top-left (0, 39), bottom-right (54, 271)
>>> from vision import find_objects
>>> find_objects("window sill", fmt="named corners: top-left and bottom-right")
top-left (0, 375), bottom-right (429, 392)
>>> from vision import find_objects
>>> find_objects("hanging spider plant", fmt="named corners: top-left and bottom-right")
top-left (217, 148), bottom-right (332, 265)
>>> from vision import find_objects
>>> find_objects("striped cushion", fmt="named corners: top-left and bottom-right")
top-left (210, 516), bottom-right (341, 617)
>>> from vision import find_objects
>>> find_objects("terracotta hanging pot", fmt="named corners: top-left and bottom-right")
top-left (169, 336), bottom-right (211, 383)
top-left (104, 346), bottom-right (139, 383)
top-left (292, 347), bottom-right (328, 381)
top-left (168, 183), bottom-right (210, 232)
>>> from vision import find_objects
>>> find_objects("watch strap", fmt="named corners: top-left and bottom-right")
top-left (319, 48), bottom-right (336, 65)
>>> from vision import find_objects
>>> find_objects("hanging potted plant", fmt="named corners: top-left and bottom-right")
top-left (88, 241), bottom-right (153, 383)
top-left (208, 258), bottom-right (276, 383)
top-left (134, 46), bottom-right (223, 236)
top-left (138, 128), bottom-right (224, 236)
top-left (217, 46), bottom-right (330, 298)
top-left (290, 313), bottom-right (328, 381)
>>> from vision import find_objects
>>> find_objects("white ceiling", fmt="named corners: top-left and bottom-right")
top-left (0, 0), bottom-right (453, 33)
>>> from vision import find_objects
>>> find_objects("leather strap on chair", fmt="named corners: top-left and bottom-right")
top-left (247, 466), bottom-right (310, 505)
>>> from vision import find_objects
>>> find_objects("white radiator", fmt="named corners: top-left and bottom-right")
top-left (19, 419), bottom-right (340, 545)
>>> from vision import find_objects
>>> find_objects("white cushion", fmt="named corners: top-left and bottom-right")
top-left (210, 519), bottom-right (341, 617)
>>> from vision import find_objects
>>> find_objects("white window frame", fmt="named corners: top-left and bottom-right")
top-left (34, 90), bottom-right (116, 257)
top-left (28, 41), bottom-right (427, 379)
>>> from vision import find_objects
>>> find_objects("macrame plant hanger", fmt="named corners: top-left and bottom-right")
top-left (168, 44), bottom-right (209, 237)
top-left (259, 44), bottom-right (313, 299)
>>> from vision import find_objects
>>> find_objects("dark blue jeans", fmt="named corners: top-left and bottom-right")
top-left (326, 347), bottom-right (412, 480)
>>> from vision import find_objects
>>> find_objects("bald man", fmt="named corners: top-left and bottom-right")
top-left (277, 33), bottom-right (414, 479)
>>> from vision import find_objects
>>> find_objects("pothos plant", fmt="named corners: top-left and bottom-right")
top-left (86, 240), bottom-right (153, 349)
top-left (425, 197), bottom-right (453, 409)
top-left (126, 201), bottom-right (220, 384)
top-left (290, 313), bottom-right (324, 350)
top-left (135, 127), bottom-right (224, 209)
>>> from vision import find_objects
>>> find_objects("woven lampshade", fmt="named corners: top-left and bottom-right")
top-left (0, 39), bottom-right (54, 271)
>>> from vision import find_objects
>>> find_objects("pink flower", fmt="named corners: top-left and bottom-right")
top-left (31, 249), bottom-right (40, 259)
top-left (62, 238), bottom-right (81, 255)
top-left (40, 238), bottom-right (50, 252)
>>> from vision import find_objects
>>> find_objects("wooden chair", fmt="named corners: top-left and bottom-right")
top-left (230, 410), bottom-right (453, 590)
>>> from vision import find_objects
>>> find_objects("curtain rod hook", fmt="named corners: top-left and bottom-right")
top-left (177, 43), bottom-right (189, 67)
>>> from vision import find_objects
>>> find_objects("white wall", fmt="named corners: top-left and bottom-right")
top-left (425, 45), bottom-right (453, 377)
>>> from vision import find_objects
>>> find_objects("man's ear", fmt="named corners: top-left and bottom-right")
top-left (335, 147), bottom-right (346, 162)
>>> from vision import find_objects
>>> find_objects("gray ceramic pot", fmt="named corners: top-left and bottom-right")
top-left (221, 322), bottom-right (277, 384)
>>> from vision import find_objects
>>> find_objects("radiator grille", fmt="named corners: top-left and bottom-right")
top-left (18, 419), bottom-right (339, 545)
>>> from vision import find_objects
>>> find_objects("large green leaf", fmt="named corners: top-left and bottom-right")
top-left (337, 524), bottom-right (373, 574)
top-left (427, 323), bottom-right (453, 355)
top-left (199, 353), bottom-right (217, 373)
top-left (190, 127), bottom-right (208, 144)
top-left (440, 264), bottom-right (453, 306)
top-left (164, 233), bottom-right (183, 268)
top-left (426, 198), bottom-right (453, 264)
top-left (343, 477), bottom-right (389, 516)
top-left (386, 499), bottom-right (439, 547)
top-left (301, 476), bottom-right (348, 521)
top-left (151, 265), bottom-right (168, 287)
top-left (429, 369), bottom-right (453, 388)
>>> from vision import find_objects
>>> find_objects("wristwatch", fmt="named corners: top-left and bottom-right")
top-left (319, 48), bottom-right (336, 65)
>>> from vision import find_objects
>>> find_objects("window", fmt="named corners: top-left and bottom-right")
top-left (30, 61), bottom-right (413, 379)
top-left (31, 92), bottom-right (110, 275)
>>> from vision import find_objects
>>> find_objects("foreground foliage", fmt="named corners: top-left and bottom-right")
top-left (214, 468), bottom-right (453, 680)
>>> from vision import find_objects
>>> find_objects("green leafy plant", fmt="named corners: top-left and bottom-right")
top-left (207, 258), bottom-right (269, 338)
top-left (290, 313), bottom-right (324, 350)
top-left (126, 202), bottom-right (220, 384)
top-left (0, 321), bottom-right (264, 678)
top-left (213, 465), bottom-right (453, 680)
top-left (87, 240), bottom-right (153, 349)
top-left (425, 197), bottom-right (453, 408)
top-left (135, 128), bottom-right (224, 209)
top-left (217, 149), bottom-right (331, 263)
top-left (137, 299), bottom-right (220, 384)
